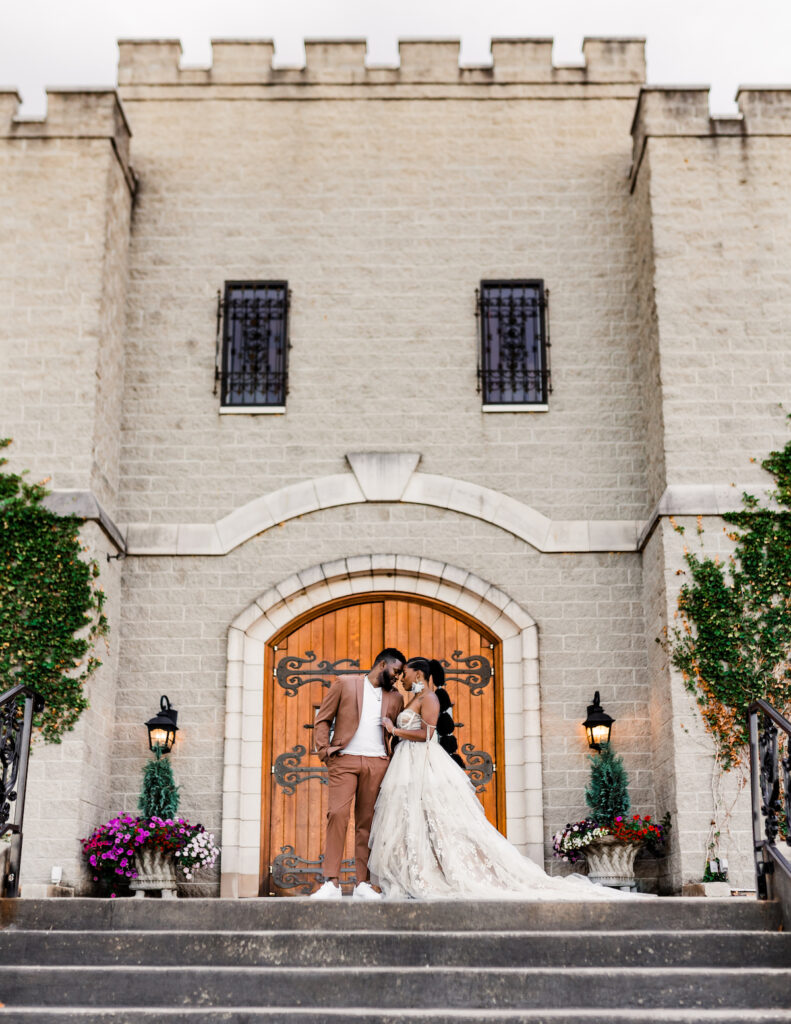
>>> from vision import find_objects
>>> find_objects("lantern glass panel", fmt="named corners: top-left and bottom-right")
top-left (149, 726), bottom-right (170, 749)
top-left (590, 723), bottom-right (611, 747)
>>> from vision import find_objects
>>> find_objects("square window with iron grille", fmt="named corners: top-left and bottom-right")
top-left (476, 280), bottom-right (551, 408)
top-left (215, 281), bottom-right (290, 410)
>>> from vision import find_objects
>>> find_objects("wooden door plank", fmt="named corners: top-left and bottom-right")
top-left (259, 632), bottom-right (277, 893)
top-left (267, 630), bottom-right (288, 891)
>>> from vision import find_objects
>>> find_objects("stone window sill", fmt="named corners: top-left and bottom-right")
top-left (482, 404), bottom-right (549, 413)
top-left (219, 406), bottom-right (286, 415)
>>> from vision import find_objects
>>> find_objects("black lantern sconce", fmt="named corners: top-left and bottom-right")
top-left (583, 691), bottom-right (614, 751)
top-left (145, 695), bottom-right (179, 754)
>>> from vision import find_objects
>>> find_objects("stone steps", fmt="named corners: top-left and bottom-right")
top-left (1, 1014), bottom-right (791, 1024)
top-left (0, 898), bottom-right (787, 1022)
top-left (2, 1004), bottom-right (790, 1020)
top-left (0, 897), bottom-right (781, 931)
top-left (2, 928), bottom-right (789, 968)
top-left (3, 965), bottom-right (791, 1010)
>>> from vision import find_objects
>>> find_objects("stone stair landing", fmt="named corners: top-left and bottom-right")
top-left (0, 897), bottom-right (789, 1022)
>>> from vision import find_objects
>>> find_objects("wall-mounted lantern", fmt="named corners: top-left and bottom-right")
top-left (582, 691), bottom-right (614, 751)
top-left (145, 695), bottom-right (179, 754)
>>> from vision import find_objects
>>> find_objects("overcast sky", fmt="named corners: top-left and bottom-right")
top-left (1, 0), bottom-right (790, 116)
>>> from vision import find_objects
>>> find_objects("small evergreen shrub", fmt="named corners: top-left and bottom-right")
top-left (584, 743), bottom-right (631, 825)
top-left (138, 747), bottom-right (180, 819)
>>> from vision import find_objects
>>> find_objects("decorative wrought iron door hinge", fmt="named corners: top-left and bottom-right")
top-left (272, 745), bottom-right (328, 795)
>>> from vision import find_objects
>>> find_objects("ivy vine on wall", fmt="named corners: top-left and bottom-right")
top-left (666, 422), bottom-right (791, 769)
top-left (0, 439), bottom-right (107, 742)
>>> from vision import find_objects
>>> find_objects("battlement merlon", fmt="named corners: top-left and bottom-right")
top-left (736, 87), bottom-right (791, 131)
top-left (117, 36), bottom-right (647, 85)
top-left (118, 39), bottom-right (184, 85)
top-left (0, 90), bottom-right (22, 125)
top-left (630, 86), bottom-right (712, 176)
top-left (581, 38), bottom-right (645, 83)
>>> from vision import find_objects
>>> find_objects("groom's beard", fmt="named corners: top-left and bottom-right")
top-left (379, 667), bottom-right (397, 692)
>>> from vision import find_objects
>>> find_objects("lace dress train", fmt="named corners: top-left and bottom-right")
top-left (368, 709), bottom-right (645, 900)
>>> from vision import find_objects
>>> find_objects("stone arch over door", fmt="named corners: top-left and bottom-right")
top-left (220, 555), bottom-right (542, 898)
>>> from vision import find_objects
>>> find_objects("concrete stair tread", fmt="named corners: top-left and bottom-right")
top-left (1, 1011), bottom-right (791, 1022)
top-left (3, 965), bottom-right (791, 1010)
top-left (8, 964), bottom-right (790, 973)
top-left (1, 899), bottom-right (787, 1018)
top-left (0, 897), bottom-right (782, 933)
top-left (1, 929), bottom-right (778, 937)
top-left (5, 926), bottom-right (789, 968)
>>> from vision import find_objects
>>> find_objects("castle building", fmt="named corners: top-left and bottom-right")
top-left (2, 37), bottom-right (789, 896)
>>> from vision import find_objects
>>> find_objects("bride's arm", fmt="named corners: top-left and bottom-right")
top-left (383, 692), bottom-right (440, 742)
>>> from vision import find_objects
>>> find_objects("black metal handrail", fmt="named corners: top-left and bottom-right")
top-left (748, 698), bottom-right (791, 900)
top-left (0, 684), bottom-right (45, 898)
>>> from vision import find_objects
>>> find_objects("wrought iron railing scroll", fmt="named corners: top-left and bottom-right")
top-left (0, 685), bottom-right (45, 898)
top-left (748, 698), bottom-right (791, 903)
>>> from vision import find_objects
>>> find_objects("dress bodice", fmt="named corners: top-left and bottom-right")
top-left (396, 707), bottom-right (422, 729)
top-left (396, 707), bottom-right (439, 742)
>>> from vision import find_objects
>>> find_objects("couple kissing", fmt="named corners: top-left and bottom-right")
top-left (311, 648), bottom-right (648, 902)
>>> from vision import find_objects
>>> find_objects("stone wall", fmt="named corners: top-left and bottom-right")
top-left (0, 90), bottom-right (133, 512)
top-left (0, 90), bottom-right (133, 892)
top-left (22, 522), bottom-right (124, 892)
top-left (4, 39), bottom-right (790, 893)
top-left (113, 506), bottom-right (653, 889)
top-left (631, 86), bottom-right (791, 890)
top-left (101, 38), bottom-right (658, 889)
top-left (631, 87), bottom-right (791, 488)
top-left (115, 38), bottom-right (647, 527)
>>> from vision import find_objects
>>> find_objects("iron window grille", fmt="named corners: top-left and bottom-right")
top-left (215, 281), bottom-right (290, 408)
top-left (476, 280), bottom-right (551, 406)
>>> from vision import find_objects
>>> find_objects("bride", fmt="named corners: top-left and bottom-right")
top-left (368, 656), bottom-right (645, 900)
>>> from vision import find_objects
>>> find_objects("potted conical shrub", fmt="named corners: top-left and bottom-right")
top-left (582, 743), bottom-right (638, 887)
top-left (553, 745), bottom-right (669, 889)
top-left (130, 746), bottom-right (181, 898)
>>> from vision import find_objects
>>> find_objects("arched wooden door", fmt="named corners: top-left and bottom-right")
top-left (260, 594), bottom-right (503, 896)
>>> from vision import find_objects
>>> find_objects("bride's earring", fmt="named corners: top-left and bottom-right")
top-left (412, 679), bottom-right (425, 694)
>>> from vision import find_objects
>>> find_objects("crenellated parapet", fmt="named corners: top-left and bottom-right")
top-left (116, 36), bottom-right (646, 87)
top-left (631, 84), bottom-right (791, 185)
top-left (1, 88), bottom-right (133, 188)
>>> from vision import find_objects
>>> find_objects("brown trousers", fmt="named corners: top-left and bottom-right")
top-left (324, 754), bottom-right (389, 883)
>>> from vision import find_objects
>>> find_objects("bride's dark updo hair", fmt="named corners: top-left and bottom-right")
top-left (406, 657), bottom-right (464, 768)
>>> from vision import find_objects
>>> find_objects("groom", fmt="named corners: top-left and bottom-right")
top-left (311, 647), bottom-right (406, 900)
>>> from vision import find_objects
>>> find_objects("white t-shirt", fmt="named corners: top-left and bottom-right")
top-left (341, 675), bottom-right (387, 758)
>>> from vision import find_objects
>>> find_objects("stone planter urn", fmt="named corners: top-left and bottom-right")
top-left (584, 836), bottom-right (639, 890)
top-left (130, 846), bottom-right (178, 899)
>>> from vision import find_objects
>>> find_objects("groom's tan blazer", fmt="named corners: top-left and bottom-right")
top-left (314, 674), bottom-right (404, 762)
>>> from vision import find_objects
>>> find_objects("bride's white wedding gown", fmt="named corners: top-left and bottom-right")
top-left (368, 708), bottom-right (644, 900)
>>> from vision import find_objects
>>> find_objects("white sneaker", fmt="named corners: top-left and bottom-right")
top-left (352, 881), bottom-right (383, 901)
top-left (310, 880), bottom-right (343, 900)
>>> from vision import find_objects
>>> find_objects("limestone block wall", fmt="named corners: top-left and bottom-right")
top-left (631, 86), bottom-right (791, 484)
top-left (115, 37), bottom-right (648, 528)
top-left (0, 89), bottom-right (134, 512)
top-left (101, 36), bottom-right (661, 892)
top-left (629, 157), bottom-right (666, 512)
top-left (631, 86), bottom-right (791, 889)
top-left (110, 506), bottom-right (653, 891)
top-left (22, 522), bottom-right (123, 893)
top-left (11, 38), bottom-right (790, 893)
top-left (0, 90), bottom-right (133, 892)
